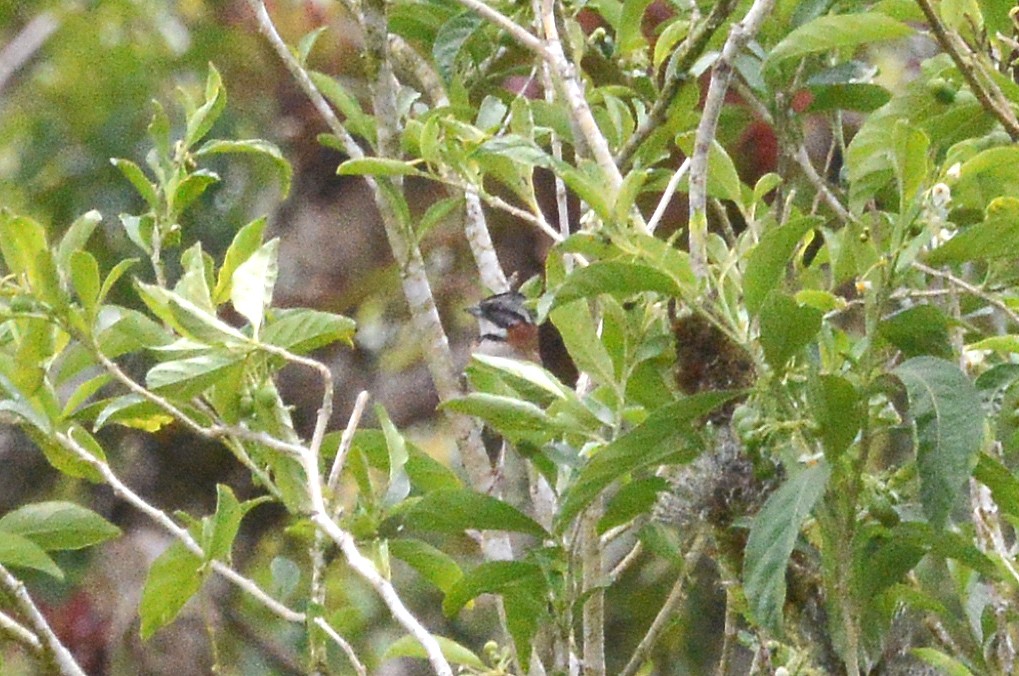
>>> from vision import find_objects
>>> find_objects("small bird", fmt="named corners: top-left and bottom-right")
top-left (466, 290), bottom-right (541, 362)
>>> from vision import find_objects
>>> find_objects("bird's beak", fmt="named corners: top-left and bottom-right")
top-left (465, 305), bottom-right (482, 317)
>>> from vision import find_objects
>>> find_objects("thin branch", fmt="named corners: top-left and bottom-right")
top-left (0, 564), bottom-right (86, 676)
top-left (449, 0), bottom-right (552, 61)
top-left (581, 502), bottom-right (605, 676)
top-left (689, 0), bottom-right (776, 277)
top-left (539, 0), bottom-right (624, 196)
top-left (92, 347), bottom-right (306, 458)
top-left (0, 11), bottom-right (60, 96)
top-left (307, 507), bottom-right (453, 676)
top-left (647, 158), bottom-right (690, 234)
top-left (914, 0), bottom-right (1019, 141)
top-left (0, 608), bottom-right (40, 652)
top-left (615, 0), bottom-right (739, 170)
top-left (619, 534), bottom-right (706, 676)
top-left (388, 36), bottom-right (510, 293)
top-left (327, 390), bottom-right (371, 498)
top-left (912, 262), bottom-right (1019, 326)
top-left (52, 430), bottom-right (305, 624)
top-left (313, 616), bottom-right (368, 676)
top-left (247, 0), bottom-right (364, 159)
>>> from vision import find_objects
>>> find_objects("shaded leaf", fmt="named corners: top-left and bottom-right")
top-left (893, 357), bottom-right (983, 529)
top-left (383, 634), bottom-right (485, 670)
top-left (0, 531), bottom-right (63, 579)
top-left (759, 293), bottom-right (822, 370)
top-left (139, 541), bottom-right (205, 639)
top-left (404, 489), bottom-right (548, 538)
top-left (744, 462), bottom-right (831, 634)
top-left (0, 501), bottom-right (120, 551)
top-left (556, 391), bottom-right (740, 530)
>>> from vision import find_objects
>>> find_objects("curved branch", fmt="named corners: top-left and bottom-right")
top-left (914, 0), bottom-right (1019, 141)
top-left (0, 565), bottom-right (85, 676)
top-left (616, 0), bottom-right (739, 171)
top-left (689, 0), bottom-right (776, 277)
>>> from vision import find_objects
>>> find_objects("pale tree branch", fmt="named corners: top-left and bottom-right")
top-left (912, 262), bottom-right (1019, 326)
top-left (619, 533), bottom-right (706, 676)
top-left (581, 502), bottom-right (606, 676)
top-left (689, 0), bottom-right (776, 277)
top-left (0, 608), bottom-right (39, 650)
top-left (326, 389), bottom-right (371, 497)
top-left (615, 0), bottom-right (739, 171)
top-left (538, 0), bottom-right (624, 197)
top-left (0, 564), bottom-right (85, 676)
top-left (247, 0), bottom-right (494, 488)
top-left (0, 11), bottom-right (60, 96)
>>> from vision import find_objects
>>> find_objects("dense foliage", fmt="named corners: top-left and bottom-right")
top-left (2, 0), bottom-right (1019, 674)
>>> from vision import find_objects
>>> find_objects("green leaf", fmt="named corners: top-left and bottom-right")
top-left (139, 540), bottom-right (205, 639)
top-left (111, 159), bottom-right (159, 209)
top-left (654, 19), bottom-right (690, 69)
top-left (92, 394), bottom-right (175, 432)
top-left (551, 261), bottom-right (683, 307)
top-left (119, 213), bottom-right (154, 254)
top-left (0, 502), bottom-right (120, 551)
top-left (417, 196), bottom-right (463, 239)
top-left (973, 453), bottom-right (1019, 520)
top-left (204, 485), bottom-right (267, 564)
top-left (183, 64), bottom-right (226, 149)
top-left (764, 13), bottom-right (914, 73)
top-left (169, 169), bottom-right (219, 215)
top-left (550, 300), bottom-right (615, 387)
top-left (383, 634), bottom-right (485, 670)
top-left (0, 531), bottom-right (63, 579)
top-left (808, 374), bottom-right (863, 459)
top-left (309, 71), bottom-right (376, 142)
top-left (468, 353), bottom-right (573, 402)
top-left (336, 157), bottom-right (423, 177)
top-left (556, 391), bottom-right (740, 530)
top-left (744, 461), bottom-right (831, 634)
top-left (261, 308), bottom-right (356, 353)
top-left (146, 353), bottom-right (244, 398)
top-left (597, 476), bottom-right (670, 534)
top-left (26, 426), bottom-right (103, 483)
top-left (194, 139), bottom-right (293, 198)
top-left (675, 133), bottom-right (743, 204)
top-left (442, 393), bottom-right (562, 446)
top-left (442, 560), bottom-right (544, 616)
top-left (890, 120), bottom-right (930, 205)
top-left (805, 83), bottom-right (891, 112)
top-left (389, 538), bottom-right (463, 594)
top-left (403, 489), bottom-right (549, 538)
top-left (893, 356), bottom-right (984, 529)
top-left (0, 213), bottom-right (63, 307)
top-left (136, 281), bottom-right (248, 345)
top-left (377, 406), bottom-right (411, 506)
top-left (99, 258), bottom-right (139, 304)
top-left (743, 217), bottom-right (819, 314)
top-left (297, 25), bottom-right (329, 65)
top-left (213, 217), bottom-right (268, 304)
top-left (616, 0), bottom-right (654, 56)
top-left (925, 197), bottom-right (1019, 265)
top-left (62, 372), bottom-right (112, 418)
top-left (433, 12), bottom-right (484, 82)
top-left (231, 238), bottom-right (279, 337)
top-left (56, 210), bottom-right (103, 270)
top-left (911, 648), bottom-right (976, 676)
top-left (758, 293), bottom-right (822, 370)
top-left (878, 304), bottom-right (953, 359)
top-left (69, 250), bottom-right (101, 317)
